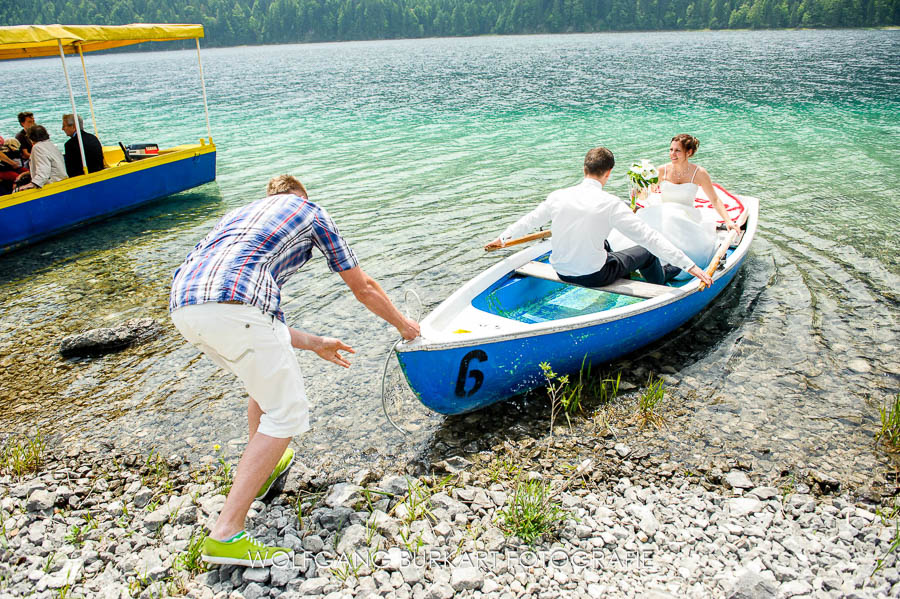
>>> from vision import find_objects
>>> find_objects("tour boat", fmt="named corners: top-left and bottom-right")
top-left (392, 185), bottom-right (758, 416)
top-left (0, 24), bottom-right (216, 253)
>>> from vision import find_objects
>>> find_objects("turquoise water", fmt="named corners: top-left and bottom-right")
top-left (0, 30), bottom-right (897, 483)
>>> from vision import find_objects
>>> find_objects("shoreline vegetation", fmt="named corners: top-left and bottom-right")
top-left (3, 0), bottom-right (898, 50)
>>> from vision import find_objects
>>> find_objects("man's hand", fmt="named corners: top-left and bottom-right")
top-left (310, 336), bottom-right (355, 368)
top-left (726, 220), bottom-right (741, 236)
top-left (687, 265), bottom-right (713, 289)
top-left (484, 238), bottom-right (505, 251)
top-left (289, 327), bottom-right (355, 367)
top-left (398, 317), bottom-right (420, 341)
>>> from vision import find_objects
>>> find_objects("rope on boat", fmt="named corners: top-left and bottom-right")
top-left (381, 338), bottom-right (406, 434)
top-left (380, 289), bottom-right (423, 435)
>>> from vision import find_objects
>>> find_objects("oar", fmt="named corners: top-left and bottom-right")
top-left (698, 230), bottom-right (738, 291)
top-left (485, 230), bottom-right (551, 252)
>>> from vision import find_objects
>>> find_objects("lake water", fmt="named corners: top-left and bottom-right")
top-left (0, 29), bottom-right (897, 489)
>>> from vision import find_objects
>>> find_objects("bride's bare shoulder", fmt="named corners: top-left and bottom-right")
top-left (693, 164), bottom-right (711, 179)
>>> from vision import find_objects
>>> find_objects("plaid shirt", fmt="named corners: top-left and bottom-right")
top-left (170, 194), bottom-right (358, 321)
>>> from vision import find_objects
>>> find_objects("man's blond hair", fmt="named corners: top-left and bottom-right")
top-left (267, 175), bottom-right (308, 198)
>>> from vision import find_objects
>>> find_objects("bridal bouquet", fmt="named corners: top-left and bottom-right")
top-left (626, 159), bottom-right (659, 209)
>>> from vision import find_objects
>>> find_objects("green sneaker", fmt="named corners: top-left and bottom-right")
top-left (256, 447), bottom-right (294, 500)
top-left (201, 531), bottom-right (292, 567)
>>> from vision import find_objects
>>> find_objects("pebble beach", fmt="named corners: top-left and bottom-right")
top-left (2, 434), bottom-right (899, 599)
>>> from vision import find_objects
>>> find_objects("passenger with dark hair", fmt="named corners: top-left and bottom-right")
top-left (62, 114), bottom-right (104, 177)
top-left (15, 112), bottom-right (34, 155)
top-left (19, 125), bottom-right (66, 189)
top-left (485, 146), bottom-right (713, 288)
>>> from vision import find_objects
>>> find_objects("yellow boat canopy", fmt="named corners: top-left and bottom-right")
top-left (0, 24), bottom-right (204, 60)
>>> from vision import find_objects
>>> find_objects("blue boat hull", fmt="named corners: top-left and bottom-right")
top-left (396, 257), bottom-right (743, 415)
top-left (0, 146), bottom-right (215, 253)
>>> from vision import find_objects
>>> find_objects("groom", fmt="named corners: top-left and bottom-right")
top-left (486, 146), bottom-right (712, 289)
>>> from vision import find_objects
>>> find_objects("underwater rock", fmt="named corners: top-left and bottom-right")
top-left (59, 318), bottom-right (161, 358)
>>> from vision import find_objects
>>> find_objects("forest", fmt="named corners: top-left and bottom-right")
top-left (3, 0), bottom-right (898, 47)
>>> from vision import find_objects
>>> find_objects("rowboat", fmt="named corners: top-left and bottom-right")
top-left (0, 24), bottom-right (216, 253)
top-left (393, 186), bottom-right (758, 416)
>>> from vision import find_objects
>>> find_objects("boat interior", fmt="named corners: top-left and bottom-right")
top-left (471, 251), bottom-right (705, 325)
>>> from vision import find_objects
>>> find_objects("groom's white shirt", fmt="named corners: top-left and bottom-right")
top-left (500, 177), bottom-right (696, 277)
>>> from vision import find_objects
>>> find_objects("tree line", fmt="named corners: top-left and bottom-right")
top-left (3, 0), bottom-right (898, 48)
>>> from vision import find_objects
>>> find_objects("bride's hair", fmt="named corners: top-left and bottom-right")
top-left (671, 134), bottom-right (700, 157)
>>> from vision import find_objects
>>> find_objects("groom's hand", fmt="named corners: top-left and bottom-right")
top-left (687, 265), bottom-right (713, 289)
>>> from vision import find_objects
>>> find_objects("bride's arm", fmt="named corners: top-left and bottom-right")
top-left (652, 164), bottom-right (665, 193)
top-left (696, 167), bottom-right (740, 233)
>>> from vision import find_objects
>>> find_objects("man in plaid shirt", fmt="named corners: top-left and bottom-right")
top-left (171, 174), bottom-right (419, 566)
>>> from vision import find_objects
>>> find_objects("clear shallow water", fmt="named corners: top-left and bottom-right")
top-left (0, 30), bottom-right (897, 486)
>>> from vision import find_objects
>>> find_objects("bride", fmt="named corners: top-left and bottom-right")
top-left (658, 134), bottom-right (740, 235)
top-left (636, 134), bottom-right (740, 279)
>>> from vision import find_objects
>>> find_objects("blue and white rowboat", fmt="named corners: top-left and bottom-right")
top-left (394, 194), bottom-right (759, 415)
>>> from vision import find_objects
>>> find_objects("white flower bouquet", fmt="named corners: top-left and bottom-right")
top-left (626, 159), bottom-right (659, 210)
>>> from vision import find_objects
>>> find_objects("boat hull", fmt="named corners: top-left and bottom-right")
top-left (397, 254), bottom-right (744, 415)
top-left (0, 143), bottom-right (216, 253)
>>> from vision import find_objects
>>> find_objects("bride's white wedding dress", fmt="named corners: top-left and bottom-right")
top-left (637, 167), bottom-right (717, 280)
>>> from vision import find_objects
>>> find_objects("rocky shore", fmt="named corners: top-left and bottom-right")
top-left (1, 438), bottom-right (899, 599)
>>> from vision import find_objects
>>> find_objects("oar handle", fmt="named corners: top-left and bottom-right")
top-left (485, 230), bottom-right (551, 252)
top-left (698, 230), bottom-right (738, 291)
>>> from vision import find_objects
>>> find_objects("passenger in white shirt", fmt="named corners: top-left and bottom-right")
top-left (485, 147), bottom-right (713, 289)
top-left (16, 125), bottom-right (67, 190)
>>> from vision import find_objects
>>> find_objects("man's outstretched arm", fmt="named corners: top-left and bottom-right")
top-left (339, 267), bottom-right (420, 340)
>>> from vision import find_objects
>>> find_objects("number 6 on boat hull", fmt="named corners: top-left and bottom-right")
top-left (455, 350), bottom-right (488, 397)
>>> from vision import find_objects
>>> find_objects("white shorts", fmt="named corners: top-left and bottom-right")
top-left (171, 303), bottom-right (309, 438)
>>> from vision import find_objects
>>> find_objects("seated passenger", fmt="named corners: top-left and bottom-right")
top-left (15, 112), bottom-right (34, 157)
top-left (62, 114), bottom-right (104, 177)
top-left (19, 125), bottom-right (66, 189)
top-left (0, 138), bottom-right (27, 195)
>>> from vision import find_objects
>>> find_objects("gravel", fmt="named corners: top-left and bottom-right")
top-left (1, 443), bottom-right (898, 599)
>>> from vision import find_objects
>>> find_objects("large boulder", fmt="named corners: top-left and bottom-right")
top-left (59, 318), bottom-right (161, 357)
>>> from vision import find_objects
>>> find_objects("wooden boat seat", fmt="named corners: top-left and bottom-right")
top-left (514, 261), bottom-right (674, 299)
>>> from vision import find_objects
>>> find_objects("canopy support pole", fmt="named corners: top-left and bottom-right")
top-left (77, 44), bottom-right (100, 138)
top-left (58, 40), bottom-right (87, 175)
top-left (195, 38), bottom-right (212, 142)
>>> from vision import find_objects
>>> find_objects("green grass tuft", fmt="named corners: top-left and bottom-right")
top-left (635, 374), bottom-right (666, 429)
top-left (173, 529), bottom-right (208, 574)
top-left (876, 393), bottom-right (900, 449)
top-left (0, 432), bottom-right (45, 478)
top-left (498, 478), bottom-right (567, 545)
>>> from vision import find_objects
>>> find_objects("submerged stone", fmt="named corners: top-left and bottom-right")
top-left (847, 358), bottom-right (871, 373)
top-left (58, 318), bottom-right (161, 358)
